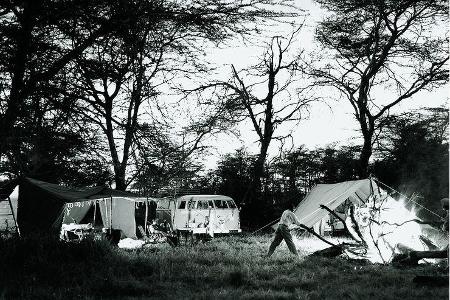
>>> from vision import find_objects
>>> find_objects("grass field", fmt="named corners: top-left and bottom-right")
top-left (0, 234), bottom-right (448, 299)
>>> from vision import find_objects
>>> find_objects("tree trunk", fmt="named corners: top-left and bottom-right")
top-left (104, 102), bottom-right (126, 191)
top-left (0, 1), bottom-right (37, 154)
top-left (252, 141), bottom-right (270, 195)
top-left (392, 249), bottom-right (448, 266)
top-left (240, 138), bottom-right (270, 228)
top-left (358, 133), bottom-right (373, 178)
top-left (114, 166), bottom-right (127, 191)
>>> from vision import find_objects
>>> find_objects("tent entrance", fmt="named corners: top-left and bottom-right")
top-left (320, 199), bottom-right (353, 236)
top-left (79, 201), bottom-right (104, 228)
top-left (135, 200), bottom-right (158, 239)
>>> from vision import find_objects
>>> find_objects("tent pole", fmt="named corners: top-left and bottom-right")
top-left (172, 199), bottom-right (176, 226)
top-left (93, 200), bottom-right (97, 227)
top-left (7, 196), bottom-right (20, 236)
top-left (353, 191), bottom-right (366, 203)
top-left (368, 175), bottom-right (378, 210)
top-left (103, 198), bottom-right (108, 228)
top-left (109, 196), bottom-right (113, 230)
top-left (144, 197), bottom-right (149, 235)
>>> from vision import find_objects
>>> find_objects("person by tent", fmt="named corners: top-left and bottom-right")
top-left (267, 206), bottom-right (302, 257)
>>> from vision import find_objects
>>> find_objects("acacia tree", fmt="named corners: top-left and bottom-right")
top-left (311, 0), bottom-right (448, 177)
top-left (1, 0), bottom-right (284, 184)
top-left (70, 26), bottom-right (218, 190)
top-left (0, 73), bottom-right (111, 184)
top-left (67, 0), bottom-right (285, 190)
top-left (0, 1), bottom-right (134, 153)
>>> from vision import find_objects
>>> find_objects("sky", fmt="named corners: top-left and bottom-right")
top-left (187, 0), bottom-right (449, 170)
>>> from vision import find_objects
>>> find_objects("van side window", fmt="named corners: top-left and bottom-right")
top-left (197, 200), bottom-right (209, 209)
top-left (208, 200), bottom-right (214, 208)
top-left (178, 201), bottom-right (186, 209)
top-left (188, 199), bottom-right (196, 209)
top-left (214, 200), bottom-right (228, 209)
top-left (227, 200), bottom-right (237, 208)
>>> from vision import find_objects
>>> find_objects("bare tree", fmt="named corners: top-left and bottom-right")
top-left (191, 29), bottom-right (316, 204)
top-left (310, 0), bottom-right (448, 177)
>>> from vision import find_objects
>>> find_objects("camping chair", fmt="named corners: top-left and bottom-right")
top-left (144, 223), bottom-right (178, 247)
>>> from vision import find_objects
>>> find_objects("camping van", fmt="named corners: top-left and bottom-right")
top-left (172, 195), bottom-right (241, 234)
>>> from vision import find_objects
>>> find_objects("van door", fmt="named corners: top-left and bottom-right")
top-left (173, 199), bottom-right (189, 229)
top-left (188, 199), bottom-right (211, 228)
top-left (226, 200), bottom-right (240, 232)
top-left (212, 199), bottom-right (231, 233)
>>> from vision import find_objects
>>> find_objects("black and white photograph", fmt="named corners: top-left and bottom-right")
top-left (0, 0), bottom-right (448, 299)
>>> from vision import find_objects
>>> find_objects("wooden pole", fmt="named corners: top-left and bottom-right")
top-left (144, 198), bottom-right (149, 235)
top-left (103, 198), bottom-right (108, 228)
top-left (393, 249), bottom-right (448, 266)
top-left (93, 200), bottom-right (97, 226)
top-left (109, 196), bottom-right (112, 230)
top-left (172, 199), bottom-right (176, 227)
top-left (297, 224), bottom-right (338, 248)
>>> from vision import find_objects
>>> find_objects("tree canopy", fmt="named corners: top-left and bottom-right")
top-left (311, 0), bottom-right (448, 176)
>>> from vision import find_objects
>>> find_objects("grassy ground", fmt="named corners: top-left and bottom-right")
top-left (0, 234), bottom-right (447, 299)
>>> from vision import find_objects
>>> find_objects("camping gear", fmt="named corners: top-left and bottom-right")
top-left (0, 177), bottom-right (161, 239)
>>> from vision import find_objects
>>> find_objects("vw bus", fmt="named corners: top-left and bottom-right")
top-left (172, 195), bottom-right (241, 234)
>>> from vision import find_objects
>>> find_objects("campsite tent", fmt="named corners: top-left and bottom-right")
top-left (292, 178), bottom-right (383, 234)
top-left (0, 177), bottom-right (157, 238)
top-left (0, 180), bottom-right (19, 233)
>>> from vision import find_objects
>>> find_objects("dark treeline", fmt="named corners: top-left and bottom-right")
top-left (168, 108), bottom-right (448, 229)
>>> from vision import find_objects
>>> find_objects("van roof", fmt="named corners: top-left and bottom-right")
top-left (176, 195), bottom-right (234, 201)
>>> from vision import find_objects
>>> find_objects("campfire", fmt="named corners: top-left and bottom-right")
top-left (347, 194), bottom-right (447, 264)
top-left (296, 183), bottom-right (448, 266)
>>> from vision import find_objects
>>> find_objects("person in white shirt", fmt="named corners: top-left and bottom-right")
top-left (267, 207), bottom-right (302, 257)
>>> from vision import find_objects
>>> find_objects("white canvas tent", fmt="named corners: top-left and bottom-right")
top-left (293, 178), bottom-right (382, 234)
top-left (0, 177), bottom-right (162, 238)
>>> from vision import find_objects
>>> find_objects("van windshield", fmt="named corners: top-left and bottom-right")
top-left (227, 200), bottom-right (237, 208)
top-left (214, 200), bottom-right (229, 209)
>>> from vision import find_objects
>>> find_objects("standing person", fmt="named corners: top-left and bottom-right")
top-left (267, 205), bottom-right (302, 257)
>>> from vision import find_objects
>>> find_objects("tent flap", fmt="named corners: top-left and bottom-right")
top-left (99, 198), bottom-right (137, 238)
